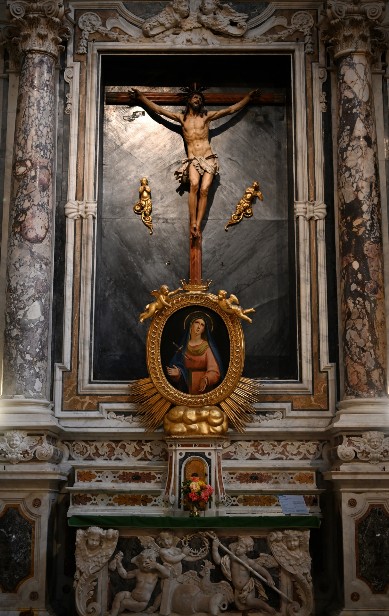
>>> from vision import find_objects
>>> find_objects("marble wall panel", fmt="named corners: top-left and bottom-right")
top-left (0, 506), bottom-right (33, 592)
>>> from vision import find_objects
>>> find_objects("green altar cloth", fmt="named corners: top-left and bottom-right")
top-left (68, 515), bottom-right (321, 529)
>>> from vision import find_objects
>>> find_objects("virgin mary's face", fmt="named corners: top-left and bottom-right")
top-left (191, 318), bottom-right (205, 337)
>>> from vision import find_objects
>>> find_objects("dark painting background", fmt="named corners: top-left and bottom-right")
top-left (93, 54), bottom-right (297, 382)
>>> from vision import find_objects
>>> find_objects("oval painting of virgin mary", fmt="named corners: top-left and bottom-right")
top-left (161, 307), bottom-right (230, 396)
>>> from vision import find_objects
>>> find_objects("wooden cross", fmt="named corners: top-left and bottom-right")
top-left (106, 89), bottom-right (285, 286)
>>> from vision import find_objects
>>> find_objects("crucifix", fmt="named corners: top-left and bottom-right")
top-left (106, 87), bottom-right (284, 286)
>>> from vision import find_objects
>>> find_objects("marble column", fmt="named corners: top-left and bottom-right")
top-left (2, 1), bottom-right (68, 403)
top-left (325, 0), bottom-right (388, 400)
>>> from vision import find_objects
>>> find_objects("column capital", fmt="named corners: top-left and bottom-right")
top-left (6, 0), bottom-right (70, 58)
top-left (322, 0), bottom-right (386, 60)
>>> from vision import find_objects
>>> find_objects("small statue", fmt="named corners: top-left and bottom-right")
top-left (134, 177), bottom-right (153, 234)
top-left (225, 181), bottom-right (263, 231)
top-left (139, 285), bottom-right (181, 323)
top-left (74, 527), bottom-right (118, 616)
top-left (214, 289), bottom-right (255, 323)
top-left (211, 535), bottom-right (277, 615)
top-left (198, 0), bottom-right (249, 37)
top-left (107, 549), bottom-right (170, 615)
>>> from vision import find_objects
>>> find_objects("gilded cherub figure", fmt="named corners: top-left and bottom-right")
top-left (225, 181), bottom-right (263, 231)
top-left (134, 177), bottom-right (153, 234)
top-left (139, 285), bottom-right (181, 323)
top-left (214, 289), bottom-right (255, 323)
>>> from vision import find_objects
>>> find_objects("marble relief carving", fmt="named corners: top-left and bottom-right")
top-left (75, 4), bottom-right (315, 49)
top-left (0, 430), bottom-right (63, 464)
top-left (337, 431), bottom-right (389, 464)
top-left (74, 526), bottom-right (119, 616)
top-left (222, 440), bottom-right (324, 461)
top-left (74, 529), bottom-right (314, 616)
top-left (64, 440), bottom-right (168, 461)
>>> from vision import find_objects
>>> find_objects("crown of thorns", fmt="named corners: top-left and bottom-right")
top-left (180, 84), bottom-right (208, 102)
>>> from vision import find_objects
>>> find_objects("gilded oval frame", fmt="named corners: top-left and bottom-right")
top-left (146, 293), bottom-right (245, 407)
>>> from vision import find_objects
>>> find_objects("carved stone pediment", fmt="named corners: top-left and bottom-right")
top-left (75, 3), bottom-right (315, 51)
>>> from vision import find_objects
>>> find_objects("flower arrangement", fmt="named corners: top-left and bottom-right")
top-left (181, 473), bottom-right (213, 516)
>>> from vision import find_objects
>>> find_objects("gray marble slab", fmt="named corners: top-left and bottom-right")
top-left (94, 94), bottom-right (296, 381)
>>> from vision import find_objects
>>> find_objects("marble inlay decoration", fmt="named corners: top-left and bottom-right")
top-left (0, 506), bottom-right (33, 593)
top-left (356, 504), bottom-right (389, 593)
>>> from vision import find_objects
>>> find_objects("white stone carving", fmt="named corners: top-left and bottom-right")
top-left (323, 0), bottom-right (386, 59)
top-left (7, 0), bottom-right (70, 57)
top-left (75, 5), bottom-right (315, 50)
top-left (0, 430), bottom-right (63, 464)
top-left (77, 11), bottom-right (138, 53)
top-left (222, 440), bottom-right (324, 461)
top-left (65, 200), bottom-right (97, 219)
top-left (65, 439), bottom-right (167, 461)
top-left (249, 11), bottom-right (314, 53)
top-left (64, 66), bottom-right (74, 114)
top-left (294, 200), bottom-right (327, 220)
top-left (337, 431), bottom-right (389, 463)
top-left (74, 526), bottom-right (119, 616)
top-left (268, 530), bottom-right (313, 616)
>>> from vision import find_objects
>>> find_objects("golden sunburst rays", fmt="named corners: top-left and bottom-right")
top-left (219, 376), bottom-right (261, 432)
top-left (130, 376), bottom-right (261, 433)
top-left (129, 378), bottom-right (172, 431)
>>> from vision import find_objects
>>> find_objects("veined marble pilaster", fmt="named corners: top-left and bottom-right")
top-left (2, 1), bottom-right (69, 401)
top-left (325, 1), bottom-right (388, 399)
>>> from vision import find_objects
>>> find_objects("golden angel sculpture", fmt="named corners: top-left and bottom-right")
top-left (214, 289), bottom-right (255, 323)
top-left (139, 285), bottom-right (181, 323)
top-left (133, 177), bottom-right (153, 234)
top-left (225, 181), bottom-right (263, 231)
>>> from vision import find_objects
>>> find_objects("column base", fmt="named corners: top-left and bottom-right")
top-left (331, 398), bottom-right (389, 431)
top-left (0, 397), bottom-right (59, 431)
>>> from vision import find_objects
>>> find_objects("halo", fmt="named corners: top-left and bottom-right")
top-left (183, 310), bottom-right (213, 332)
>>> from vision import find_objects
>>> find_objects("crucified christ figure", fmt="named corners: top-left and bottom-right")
top-left (130, 86), bottom-right (259, 239)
